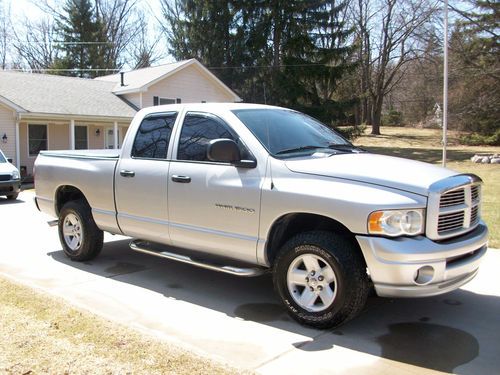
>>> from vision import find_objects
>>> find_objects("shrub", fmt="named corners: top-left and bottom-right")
top-left (459, 129), bottom-right (500, 146)
top-left (336, 124), bottom-right (367, 140)
top-left (382, 109), bottom-right (403, 126)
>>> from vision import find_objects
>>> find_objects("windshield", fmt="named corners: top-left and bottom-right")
top-left (0, 150), bottom-right (6, 163)
top-left (232, 108), bottom-right (352, 157)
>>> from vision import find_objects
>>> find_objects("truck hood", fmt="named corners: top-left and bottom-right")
top-left (284, 153), bottom-right (457, 196)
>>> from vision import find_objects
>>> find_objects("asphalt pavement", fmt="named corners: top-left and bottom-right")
top-left (1, 191), bottom-right (499, 374)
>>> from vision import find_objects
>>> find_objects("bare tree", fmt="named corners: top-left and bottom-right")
top-left (350, 0), bottom-right (438, 134)
top-left (32, 0), bottom-right (148, 73)
top-left (0, 0), bottom-right (9, 69)
top-left (128, 11), bottom-right (163, 69)
top-left (12, 17), bottom-right (59, 71)
top-left (95, 0), bottom-right (142, 69)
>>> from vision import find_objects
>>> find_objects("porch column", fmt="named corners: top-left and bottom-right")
top-left (69, 119), bottom-right (75, 150)
top-left (15, 120), bottom-right (20, 170)
top-left (113, 121), bottom-right (118, 149)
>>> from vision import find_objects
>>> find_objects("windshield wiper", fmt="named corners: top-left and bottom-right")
top-left (327, 143), bottom-right (364, 152)
top-left (276, 145), bottom-right (326, 155)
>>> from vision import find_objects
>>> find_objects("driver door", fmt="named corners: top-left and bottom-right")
top-left (167, 111), bottom-right (263, 263)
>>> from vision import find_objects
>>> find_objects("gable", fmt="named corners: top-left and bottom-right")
top-left (143, 64), bottom-right (237, 107)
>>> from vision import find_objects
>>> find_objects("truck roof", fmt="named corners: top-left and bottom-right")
top-left (137, 102), bottom-right (286, 117)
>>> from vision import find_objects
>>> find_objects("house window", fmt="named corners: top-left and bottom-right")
top-left (28, 124), bottom-right (47, 156)
top-left (75, 125), bottom-right (88, 150)
top-left (153, 96), bottom-right (176, 106)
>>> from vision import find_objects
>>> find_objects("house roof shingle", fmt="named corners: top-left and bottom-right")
top-left (95, 59), bottom-right (241, 101)
top-left (95, 60), bottom-right (191, 94)
top-left (0, 71), bottom-right (137, 118)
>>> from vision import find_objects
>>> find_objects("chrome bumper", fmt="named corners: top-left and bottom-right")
top-left (356, 223), bottom-right (488, 298)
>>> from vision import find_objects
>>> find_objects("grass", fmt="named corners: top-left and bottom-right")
top-left (354, 126), bottom-right (500, 248)
top-left (0, 276), bottom-right (240, 375)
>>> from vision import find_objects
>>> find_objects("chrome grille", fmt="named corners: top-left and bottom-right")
top-left (440, 189), bottom-right (465, 207)
top-left (427, 175), bottom-right (482, 240)
top-left (438, 211), bottom-right (465, 233)
top-left (471, 185), bottom-right (480, 202)
top-left (471, 206), bottom-right (479, 225)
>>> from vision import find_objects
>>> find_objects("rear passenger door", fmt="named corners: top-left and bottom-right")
top-left (115, 112), bottom-right (177, 244)
top-left (167, 112), bottom-right (263, 263)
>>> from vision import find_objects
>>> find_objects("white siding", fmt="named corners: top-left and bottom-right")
top-left (0, 103), bottom-right (17, 164)
top-left (143, 64), bottom-right (235, 108)
top-left (123, 93), bottom-right (141, 109)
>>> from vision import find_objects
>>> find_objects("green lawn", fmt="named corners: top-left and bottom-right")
top-left (354, 127), bottom-right (499, 248)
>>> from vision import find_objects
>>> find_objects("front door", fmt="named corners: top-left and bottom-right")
top-left (115, 112), bottom-right (178, 243)
top-left (105, 127), bottom-right (120, 149)
top-left (168, 111), bottom-right (263, 263)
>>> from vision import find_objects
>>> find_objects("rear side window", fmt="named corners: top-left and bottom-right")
top-left (132, 112), bottom-right (177, 159)
top-left (177, 113), bottom-right (237, 162)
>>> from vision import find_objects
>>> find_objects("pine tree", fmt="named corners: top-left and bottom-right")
top-left (163, 0), bottom-right (356, 127)
top-left (276, 1), bottom-right (356, 125)
top-left (163, 0), bottom-right (245, 90)
top-left (53, 0), bottom-right (104, 77)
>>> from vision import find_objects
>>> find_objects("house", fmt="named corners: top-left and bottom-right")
top-left (0, 59), bottom-right (241, 176)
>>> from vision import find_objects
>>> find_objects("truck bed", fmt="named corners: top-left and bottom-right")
top-left (40, 149), bottom-right (120, 159)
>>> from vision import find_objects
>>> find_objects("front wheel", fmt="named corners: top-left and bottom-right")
top-left (58, 200), bottom-right (103, 261)
top-left (6, 193), bottom-right (18, 200)
top-left (273, 231), bottom-right (369, 328)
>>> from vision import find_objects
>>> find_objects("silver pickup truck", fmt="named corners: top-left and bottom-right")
top-left (34, 103), bottom-right (488, 328)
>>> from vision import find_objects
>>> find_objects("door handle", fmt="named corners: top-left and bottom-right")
top-left (120, 170), bottom-right (135, 178)
top-left (171, 175), bottom-right (191, 183)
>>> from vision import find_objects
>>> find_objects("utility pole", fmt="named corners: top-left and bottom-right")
top-left (442, 0), bottom-right (449, 167)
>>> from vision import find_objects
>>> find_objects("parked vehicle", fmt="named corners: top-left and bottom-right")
top-left (0, 149), bottom-right (21, 200)
top-left (34, 103), bottom-right (488, 328)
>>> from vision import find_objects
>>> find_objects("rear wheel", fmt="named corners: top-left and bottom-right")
top-left (58, 200), bottom-right (103, 261)
top-left (6, 193), bottom-right (18, 200)
top-left (273, 231), bottom-right (369, 328)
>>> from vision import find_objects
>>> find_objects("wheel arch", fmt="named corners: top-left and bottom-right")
top-left (265, 213), bottom-right (363, 266)
top-left (55, 185), bottom-right (90, 215)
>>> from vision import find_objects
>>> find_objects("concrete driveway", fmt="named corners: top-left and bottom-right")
top-left (1, 191), bottom-right (499, 375)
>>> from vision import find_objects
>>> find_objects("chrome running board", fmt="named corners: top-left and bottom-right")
top-left (47, 220), bottom-right (58, 227)
top-left (129, 239), bottom-right (266, 277)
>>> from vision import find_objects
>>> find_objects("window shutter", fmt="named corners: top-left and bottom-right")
top-left (176, 98), bottom-right (181, 103)
top-left (153, 96), bottom-right (159, 106)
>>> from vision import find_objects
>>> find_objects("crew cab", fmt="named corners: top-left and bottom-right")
top-left (34, 103), bottom-right (488, 328)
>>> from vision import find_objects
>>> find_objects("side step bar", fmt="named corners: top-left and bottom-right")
top-left (47, 220), bottom-right (58, 227)
top-left (129, 240), bottom-right (267, 277)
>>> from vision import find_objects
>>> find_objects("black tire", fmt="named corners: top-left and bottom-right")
top-left (6, 193), bottom-right (18, 200)
top-left (273, 231), bottom-right (369, 329)
top-left (58, 200), bottom-right (103, 261)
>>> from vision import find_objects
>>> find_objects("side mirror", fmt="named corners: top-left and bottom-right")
top-left (207, 138), bottom-right (241, 163)
top-left (207, 139), bottom-right (256, 168)
top-left (7, 158), bottom-right (13, 163)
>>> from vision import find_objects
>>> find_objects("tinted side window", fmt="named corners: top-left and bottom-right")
top-left (177, 113), bottom-right (236, 161)
top-left (132, 113), bottom-right (177, 159)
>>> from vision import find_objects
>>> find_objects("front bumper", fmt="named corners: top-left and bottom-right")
top-left (0, 179), bottom-right (21, 196)
top-left (356, 223), bottom-right (488, 298)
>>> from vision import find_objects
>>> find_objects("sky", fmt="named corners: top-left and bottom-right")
top-left (5, 0), bottom-right (172, 69)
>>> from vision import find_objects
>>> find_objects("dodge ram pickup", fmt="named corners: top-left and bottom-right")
top-left (34, 103), bottom-right (489, 328)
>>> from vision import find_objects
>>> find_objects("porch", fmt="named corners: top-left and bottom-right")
top-left (15, 114), bottom-right (131, 176)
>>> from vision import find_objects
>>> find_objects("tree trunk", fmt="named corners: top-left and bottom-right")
top-left (371, 96), bottom-right (383, 135)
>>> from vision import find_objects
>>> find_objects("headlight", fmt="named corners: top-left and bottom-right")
top-left (368, 209), bottom-right (425, 237)
top-left (11, 170), bottom-right (20, 180)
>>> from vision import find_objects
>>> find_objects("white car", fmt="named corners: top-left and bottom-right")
top-left (0, 149), bottom-right (21, 200)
